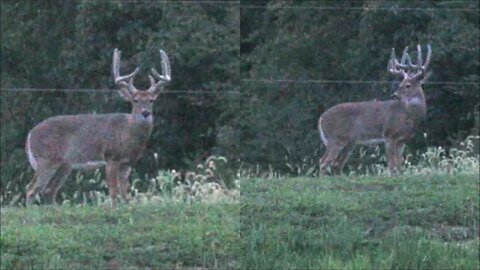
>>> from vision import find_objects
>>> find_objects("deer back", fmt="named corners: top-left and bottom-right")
top-left (26, 113), bottom-right (153, 169)
top-left (319, 99), bottom-right (418, 144)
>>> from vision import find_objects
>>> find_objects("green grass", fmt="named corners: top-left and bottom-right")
top-left (2, 172), bottom-right (478, 269)
top-left (1, 201), bottom-right (239, 269)
top-left (241, 174), bottom-right (479, 269)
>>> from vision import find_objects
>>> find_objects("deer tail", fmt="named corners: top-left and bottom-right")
top-left (318, 117), bottom-right (328, 146)
top-left (26, 132), bottom-right (38, 171)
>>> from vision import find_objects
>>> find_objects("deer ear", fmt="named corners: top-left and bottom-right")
top-left (148, 91), bottom-right (160, 101)
top-left (420, 71), bottom-right (432, 85)
top-left (118, 88), bottom-right (133, 101)
top-left (150, 87), bottom-right (163, 99)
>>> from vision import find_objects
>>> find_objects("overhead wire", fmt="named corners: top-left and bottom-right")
top-left (241, 79), bottom-right (479, 85)
top-left (0, 88), bottom-right (241, 94)
top-left (1, 78), bottom-right (477, 96)
top-left (108, 0), bottom-right (239, 4)
top-left (240, 5), bottom-right (479, 11)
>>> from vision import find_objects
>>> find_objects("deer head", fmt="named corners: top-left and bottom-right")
top-left (388, 45), bottom-right (431, 108)
top-left (112, 48), bottom-right (171, 120)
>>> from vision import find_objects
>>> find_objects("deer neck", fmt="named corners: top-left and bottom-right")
top-left (403, 92), bottom-right (427, 120)
top-left (128, 113), bottom-right (154, 138)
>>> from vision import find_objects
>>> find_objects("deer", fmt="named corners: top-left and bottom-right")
top-left (318, 44), bottom-right (431, 176)
top-left (25, 48), bottom-right (171, 205)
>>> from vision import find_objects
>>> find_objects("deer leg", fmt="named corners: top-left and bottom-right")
top-left (105, 163), bottom-right (120, 206)
top-left (25, 174), bottom-right (37, 201)
top-left (393, 142), bottom-right (406, 173)
top-left (118, 165), bottom-right (132, 202)
top-left (320, 142), bottom-right (345, 176)
top-left (319, 152), bottom-right (329, 175)
top-left (26, 161), bottom-right (61, 204)
top-left (43, 164), bottom-right (72, 205)
top-left (332, 143), bottom-right (355, 174)
top-left (385, 140), bottom-right (398, 176)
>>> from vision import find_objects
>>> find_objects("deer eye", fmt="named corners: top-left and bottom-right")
top-left (405, 85), bottom-right (411, 88)
top-left (149, 99), bottom-right (154, 103)
top-left (134, 99), bottom-right (139, 103)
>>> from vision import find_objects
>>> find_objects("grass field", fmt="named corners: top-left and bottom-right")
top-left (1, 201), bottom-right (240, 269)
top-left (1, 157), bottom-right (479, 269)
top-left (241, 173), bottom-right (479, 269)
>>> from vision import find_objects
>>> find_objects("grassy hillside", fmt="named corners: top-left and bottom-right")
top-left (241, 173), bottom-right (479, 269)
top-left (2, 140), bottom-right (478, 269)
top-left (1, 201), bottom-right (240, 269)
top-left (2, 173), bottom-right (478, 269)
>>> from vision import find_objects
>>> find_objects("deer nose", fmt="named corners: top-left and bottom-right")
top-left (141, 110), bottom-right (151, 118)
top-left (391, 93), bottom-right (401, 100)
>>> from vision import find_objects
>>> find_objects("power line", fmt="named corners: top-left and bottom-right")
top-left (105, 0), bottom-right (239, 4)
top-left (173, 0), bottom-right (239, 3)
top-left (1, 79), bottom-right (478, 95)
top-left (242, 79), bottom-right (479, 85)
top-left (240, 5), bottom-right (479, 12)
top-left (0, 88), bottom-right (241, 94)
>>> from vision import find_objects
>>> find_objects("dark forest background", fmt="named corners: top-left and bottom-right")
top-left (238, 0), bottom-right (479, 172)
top-left (1, 0), bottom-right (478, 198)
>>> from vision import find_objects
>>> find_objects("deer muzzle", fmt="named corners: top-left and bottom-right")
top-left (391, 92), bottom-right (401, 100)
top-left (141, 110), bottom-right (151, 118)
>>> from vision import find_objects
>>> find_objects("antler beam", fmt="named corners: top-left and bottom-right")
top-left (112, 48), bottom-right (139, 94)
top-left (388, 44), bottom-right (431, 80)
top-left (148, 50), bottom-right (171, 94)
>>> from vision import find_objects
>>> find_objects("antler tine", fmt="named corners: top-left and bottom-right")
top-left (151, 50), bottom-right (171, 81)
top-left (396, 46), bottom-right (415, 69)
top-left (115, 67), bottom-right (140, 85)
top-left (423, 44), bottom-right (432, 73)
top-left (148, 75), bottom-right (155, 87)
top-left (387, 48), bottom-right (396, 72)
top-left (160, 50), bottom-right (171, 80)
top-left (400, 46), bottom-right (409, 65)
top-left (149, 49), bottom-right (172, 93)
top-left (405, 44), bottom-right (422, 71)
top-left (411, 44), bottom-right (432, 80)
top-left (416, 44), bottom-right (423, 68)
top-left (112, 48), bottom-right (139, 93)
top-left (405, 52), bottom-right (413, 67)
top-left (388, 47), bottom-right (408, 79)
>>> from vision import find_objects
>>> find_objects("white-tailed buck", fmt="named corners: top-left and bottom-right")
top-left (318, 45), bottom-right (431, 176)
top-left (25, 48), bottom-right (171, 204)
